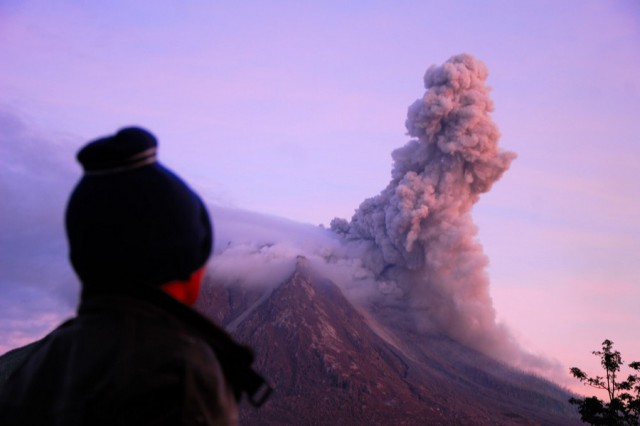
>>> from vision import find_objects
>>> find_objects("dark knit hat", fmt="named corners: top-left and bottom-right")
top-left (65, 127), bottom-right (213, 293)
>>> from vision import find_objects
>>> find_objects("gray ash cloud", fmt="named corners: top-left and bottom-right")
top-left (331, 54), bottom-right (521, 360)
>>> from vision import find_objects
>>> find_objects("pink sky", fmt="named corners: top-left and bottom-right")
top-left (1, 0), bottom-right (639, 395)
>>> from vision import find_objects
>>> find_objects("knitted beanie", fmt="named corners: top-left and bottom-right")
top-left (65, 127), bottom-right (213, 294)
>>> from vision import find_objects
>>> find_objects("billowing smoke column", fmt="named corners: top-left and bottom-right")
top-left (331, 54), bottom-right (517, 357)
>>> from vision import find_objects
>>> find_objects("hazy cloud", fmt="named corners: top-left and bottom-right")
top-left (0, 107), bottom-right (80, 352)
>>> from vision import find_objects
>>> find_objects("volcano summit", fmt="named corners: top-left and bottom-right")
top-left (197, 54), bottom-right (578, 424)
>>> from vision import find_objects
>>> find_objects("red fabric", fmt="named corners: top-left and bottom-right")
top-left (161, 267), bottom-right (205, 306)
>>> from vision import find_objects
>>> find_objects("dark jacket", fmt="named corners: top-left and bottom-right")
top-left (0, 286), bottom-right (269, 425)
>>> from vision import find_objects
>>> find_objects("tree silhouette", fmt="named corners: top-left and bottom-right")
top-left (570, 339), bottom-right (639, 425)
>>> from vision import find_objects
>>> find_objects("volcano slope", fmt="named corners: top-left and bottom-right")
top-left (196, 258), bottom-right (579, 426)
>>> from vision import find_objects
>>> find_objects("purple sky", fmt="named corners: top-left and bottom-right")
top-left (1, 1), bottom-right (639, 394)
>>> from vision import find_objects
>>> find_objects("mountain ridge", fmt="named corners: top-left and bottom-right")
top-left (197, 257), bottom-right (580, 425)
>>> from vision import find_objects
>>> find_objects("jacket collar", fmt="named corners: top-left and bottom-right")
top-left (79, 285), bottom-right (272, 407)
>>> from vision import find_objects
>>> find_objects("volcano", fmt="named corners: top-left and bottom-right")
top-left (196, 257), bottom-right (579, 425)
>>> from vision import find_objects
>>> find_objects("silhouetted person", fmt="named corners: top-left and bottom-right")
top-left (0, 127), bottom-right (269, 425)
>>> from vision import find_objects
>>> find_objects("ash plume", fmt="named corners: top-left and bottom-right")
top-left (331, 54), bottom-right (519, 360)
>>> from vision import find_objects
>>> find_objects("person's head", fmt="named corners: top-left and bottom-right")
top-left (65, 127), bottom-right (212, 303)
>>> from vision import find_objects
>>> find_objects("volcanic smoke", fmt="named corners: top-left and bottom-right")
top-left (331, 54), bottom-right (519, 359)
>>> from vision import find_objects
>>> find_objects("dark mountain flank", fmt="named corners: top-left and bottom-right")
top-left (197, 258), bottom-right (579, 425)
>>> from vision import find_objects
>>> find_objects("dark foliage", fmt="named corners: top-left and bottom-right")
top-left (570, 339), bottom-right (639, 425)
